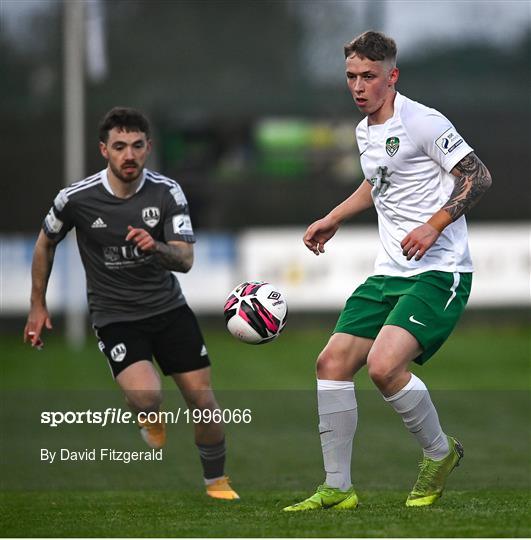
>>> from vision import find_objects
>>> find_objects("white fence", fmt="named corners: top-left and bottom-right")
top-left (1, 223), bottom-right (529, 316)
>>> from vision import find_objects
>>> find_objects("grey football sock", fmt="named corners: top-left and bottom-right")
top-left (317, 379), bottom-right (358, 491)
top-left (384, 374), bottom-right (449, 460)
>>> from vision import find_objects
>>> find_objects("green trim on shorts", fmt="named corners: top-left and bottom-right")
top-left (334, 271), bottom-right (472, 364)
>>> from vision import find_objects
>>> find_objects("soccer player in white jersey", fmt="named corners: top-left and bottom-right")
top-left (284, 31), bottom-right (492, 511)
top-left (24, 107), bottom-right (239, 500)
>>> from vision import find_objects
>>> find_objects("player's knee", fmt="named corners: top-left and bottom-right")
top-left (126, 389), bottom-right (162, 413)
top-left (367, 365), bottom-right (393, 389)
top-left (186, 389), bottom-right (218, 412)
top-left (316, 348), bottom-right (349, 379)
top-left (366, 352), bottom-right (398, 389)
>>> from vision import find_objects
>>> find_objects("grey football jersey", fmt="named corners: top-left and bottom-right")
top-left (42, 168), bottom-right (195, 327)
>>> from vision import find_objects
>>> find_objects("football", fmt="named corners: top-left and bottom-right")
top-left (223, 281), bottom-right (288, 344)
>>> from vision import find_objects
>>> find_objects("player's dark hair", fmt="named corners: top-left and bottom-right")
top-left (344, 30), bottom-right (397, 62)
top-left (99, 107), bottom-right (151, 142)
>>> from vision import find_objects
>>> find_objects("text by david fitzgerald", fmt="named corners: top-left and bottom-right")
top-left (41, 448), bottom-right (163, 464)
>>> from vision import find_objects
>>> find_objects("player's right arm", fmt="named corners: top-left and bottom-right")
top-left (303, 179), bottom-right (373, 255)
top-left (24, 188), bottom-right (73, 348)
top-left (24, 231), bottom-right (59, 348)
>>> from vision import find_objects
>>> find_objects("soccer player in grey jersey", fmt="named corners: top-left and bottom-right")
top-left (24, 107), bottom-right (239, 500)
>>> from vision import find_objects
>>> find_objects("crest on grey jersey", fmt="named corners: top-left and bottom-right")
top-left (142, 207), bottom-right (160, 227)
top-left (385, 136), bottom-right (400, 157)
top-left (103, 246), bottom-right (120, 262)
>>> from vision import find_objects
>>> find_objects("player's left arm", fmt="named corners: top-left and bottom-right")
top-left (442, 152), bottom-right (493, 221)
top-left (126, 226), bottom-right (194, 272)
top-left (155, 240), bottom-right (194, 272)
top-left (401, 152), bottom-right (492, 261)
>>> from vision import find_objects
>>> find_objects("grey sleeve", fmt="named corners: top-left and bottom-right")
top-left (162, 184), bottom-right (195, 243)
top-left (42, 189), bottom-right (74, 242)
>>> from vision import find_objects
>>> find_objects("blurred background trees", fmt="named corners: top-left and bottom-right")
top-left (1, 0), bottom-right (529, 233)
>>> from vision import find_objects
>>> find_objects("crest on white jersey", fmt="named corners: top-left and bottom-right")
top-left (142, 207), bottom-right (160, 227)
top-left (386, 136), bottom-right (400, 157)
top-left (110, 343), bottom-right (127, 362)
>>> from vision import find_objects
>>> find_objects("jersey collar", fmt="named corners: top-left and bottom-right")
top-left (364, 91), bottom-right (405, 130)
top-left (101, 168), bottom-right (146, 196)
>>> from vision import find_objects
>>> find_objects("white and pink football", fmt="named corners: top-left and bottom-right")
top-left (223, 281), bottom-right (288, 344)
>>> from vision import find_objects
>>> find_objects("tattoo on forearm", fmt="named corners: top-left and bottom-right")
top-left (31, 240), bottom-right (57, 303)
top-left (443, 153), bottom-right (492, 221)
top-left (155, 242), bottom-right (192, 272)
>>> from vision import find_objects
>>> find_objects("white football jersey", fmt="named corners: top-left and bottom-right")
top-left (356, 92), bottom-right (474, 277)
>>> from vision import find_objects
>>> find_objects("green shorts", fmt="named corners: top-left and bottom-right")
top-left (334, 271), bottom-right (472, 364)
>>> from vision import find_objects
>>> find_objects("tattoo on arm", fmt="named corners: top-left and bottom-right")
top-left (154, 241), bottom-right (193, 272)
top-left (444, 152), bottom-right (492, 221)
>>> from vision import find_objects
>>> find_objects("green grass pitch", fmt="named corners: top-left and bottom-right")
top-left (1, 320), bottom-right (529, 537)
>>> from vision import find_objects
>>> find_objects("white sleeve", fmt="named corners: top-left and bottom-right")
top-left (404, 106), bottom-right (473, 173)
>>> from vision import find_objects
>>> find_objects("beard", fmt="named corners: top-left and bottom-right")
top-left (109, 160), bottom-right (143, 183)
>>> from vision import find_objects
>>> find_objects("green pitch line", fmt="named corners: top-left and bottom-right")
top-left (1, 325), bottom-right (529, 390)
top-left (1, 490), bottom-right (529, 537)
